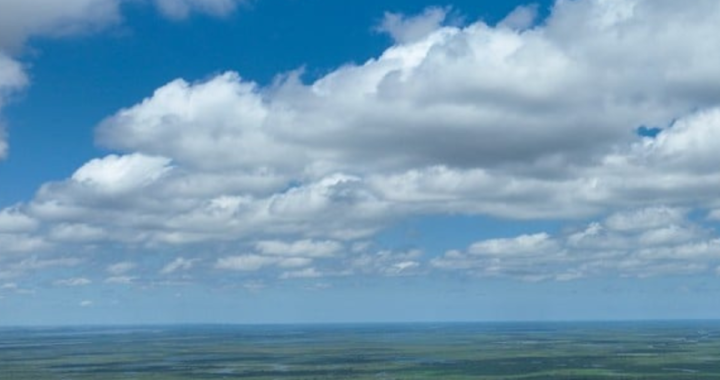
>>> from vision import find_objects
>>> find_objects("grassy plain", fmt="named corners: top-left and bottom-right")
top-left (1, 322), bottom-right (719, 379)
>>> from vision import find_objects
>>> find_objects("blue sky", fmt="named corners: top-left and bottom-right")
top-left (1, 0), bottom-right (720, 325)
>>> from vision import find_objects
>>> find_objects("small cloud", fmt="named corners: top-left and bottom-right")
top-left (256, 239), bottom-right (342, 258)
top-left (0, 283), bottom-right (18, 290)
top-left (154, 0), bottom-right (240, 20)
top-left (105, 276), bottom-right (135, 285)
top-left (242, 281), bottom-right (266, 292)
top-left (305, 282), bottom-right (332, 291)
top-left (280, 267), bottom-right (323, 280)
top-left (79, 300), bottom-right (93, 307)
top-left (216, 255), bottom-right (311, 272)
top-left (107, 262), bottom-right (136, 275)
top-left (54, 277), bottom-right (92, 287)
top-left (160, 257), bottom-right (198, 274)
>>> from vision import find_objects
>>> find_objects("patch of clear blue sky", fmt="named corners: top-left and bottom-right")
top-left (0, 0), bottom-right (553, 206)
top-left (3, 275), bottom-right (719, 325)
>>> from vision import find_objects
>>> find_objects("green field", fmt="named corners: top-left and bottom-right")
top-left (1, 322), bottom-right (719, 379)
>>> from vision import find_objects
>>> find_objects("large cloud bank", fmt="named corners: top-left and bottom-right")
top-left (3, 0), bottom-right (720, 283)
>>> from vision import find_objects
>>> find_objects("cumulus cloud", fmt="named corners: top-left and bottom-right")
top-left (6, 0), bottom-right (720, 283)
top-left (0, 207), bottom-right (38, 233)
top-left (0, 0), bottom-right (246, 162)
top-left (433, 207), bottom-right (720, 281)
top-left (0, 233), bottom-right (49, 255)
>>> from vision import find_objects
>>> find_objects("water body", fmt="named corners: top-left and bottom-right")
top-left (1, 321), bottom-right (719, 379)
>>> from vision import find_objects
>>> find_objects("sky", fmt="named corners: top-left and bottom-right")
top-left (1, 0), bottom-right (720, 325)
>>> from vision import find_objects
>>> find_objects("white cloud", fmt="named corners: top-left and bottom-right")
top-left (76, 0), bottom-right (720, 241)
top-left (0, 0), bottom-right (246, 162)
top-left (256, 239), bottom-right (343, 258)
top-left (6, 0), bottom-right (720, 283)
top-left (351, 249), bottom-right (423, 277)
top-left (55, 277), bottom-right (92, 286)
top-left (433, 207), bottom-right (720, 281)
top-left (0, 233), bottom-right (49, 255)
top-left (72, 154), bottom-right (173, 195)
top-left (0, 283), bottom-right (18, 290)
top-left (104, 276), bottom-right (135, 284)
top-left (605, 206), bottom-right (687, 232)
top-left (0, 0), bottom-right (122, 49)
top-left (160, 257), bottom-right (197, 274)
top-left (0, 0), bottom-right (246, 49)
top-left (279, 267), bottom-right (323, 280)
top-left (0, 207), bottom-right (38, 233)
top-left (215, 254), bottom-right (311, 272)
top-left (106, 261), bottom-right (136, 275)
top-left (49, 223), bottom-right (106, 243)
top-left (468, 233), bottom-right (557, 257)
top-left (79, 300), bottom-right (93, 307)
top-left (0, 52), bottom-right (29, 160)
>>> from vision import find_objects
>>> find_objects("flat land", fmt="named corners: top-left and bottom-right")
top-left (1, 322), bottom-right (719, 379)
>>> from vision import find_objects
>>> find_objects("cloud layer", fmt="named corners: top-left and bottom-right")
top-left (3, 0), bottom-right (720, 285)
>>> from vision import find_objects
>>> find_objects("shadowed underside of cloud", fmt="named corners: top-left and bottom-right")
top-left (2, 0), bottom-right (720, 284)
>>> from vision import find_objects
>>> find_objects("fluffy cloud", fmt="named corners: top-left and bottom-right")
top-left (0, 233), bottom-right (49, 255)
top-left (0, 0), bottom-right (121, 49)
top-left (0, 207), bottom-right (38, 233)
top-left (432, 207), bottom-right (720, 281)
top-left (6, 0), bottom-right (720, 283)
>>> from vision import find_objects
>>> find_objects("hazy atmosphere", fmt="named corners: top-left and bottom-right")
top-left (2, 0), bottom-right (720, 325)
